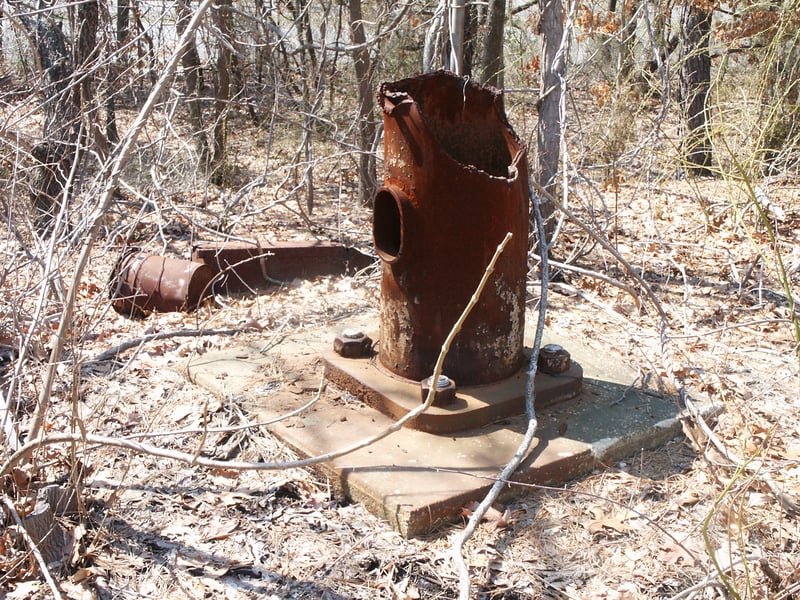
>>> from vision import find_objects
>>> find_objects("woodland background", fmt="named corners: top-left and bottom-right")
top-left (0, 0), bottom-right (799, 598)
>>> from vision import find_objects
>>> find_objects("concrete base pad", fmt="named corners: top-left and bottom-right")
top-left (185, 317), bottom-right (716, 537)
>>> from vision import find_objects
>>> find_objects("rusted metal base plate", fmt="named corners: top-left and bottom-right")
top-left (323, 345), bottom-right (582, 433)
top-left (185, 317), bottom-right (715, 537)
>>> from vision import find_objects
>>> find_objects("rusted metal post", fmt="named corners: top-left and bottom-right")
top-left (374, 71), bottom-right (530, 385)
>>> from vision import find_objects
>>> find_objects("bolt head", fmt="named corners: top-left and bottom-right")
top-left (420, 374), bottom-right (457, 407)
top-left (333, 330), bottom-right (372, 358)
top-left (542, 344), bottom-right (563, 353)
top-left (538, 344), bottom-right (571, 375)
top-left (433, 374), bottom-right (451, 388)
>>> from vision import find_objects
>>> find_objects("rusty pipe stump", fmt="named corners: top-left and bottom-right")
top-left (192, 241), bottom-right (374, 293)
top-left (374, 71), bottom-right (530, 386)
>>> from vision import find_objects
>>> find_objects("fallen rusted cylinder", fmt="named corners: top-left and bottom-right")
top-left (192, 241), bottom-right (373, 293)
top-left (374, 71), bottom-right (530, 385)
top-left (110, 251), bottom-right (213, 318)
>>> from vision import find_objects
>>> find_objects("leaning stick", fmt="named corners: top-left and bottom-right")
top-left (28, 0), bottom-right (217, 441)
top-left (452, 198), bottom-right (550, 599)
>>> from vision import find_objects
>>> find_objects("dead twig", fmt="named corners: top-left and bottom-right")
top-left (437, 467), bottom-right (703, 565)
top-left (87, 327), bottom-right (242, 366)
top-left (28, 0), bottom-right (218, 441)
top-left (549, 281), bottom-right (632, 321)
top-left (667, 552), bottom-right (766, 600)
top-left (452, 207), bottom-right (547, 600)
top-left (531, 177), bottom-right (665, 320)
top-left (122, 372), bottom-right (327, 440)
top-left (679, 384), bottom-right (800, 517)
top-left (534, 252), bottom-right (641, 309)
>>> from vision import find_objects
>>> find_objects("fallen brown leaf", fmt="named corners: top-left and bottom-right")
top-left (587, 506), bottom-right (634, 535)
top-left (676, 489), bottom-right (702, 507)
top-left (461, 501), bottom-right (512, 529)
top-left (658, 535), bottom-right (704, 567)
top-left (202, 518), bottom-right (238, 541)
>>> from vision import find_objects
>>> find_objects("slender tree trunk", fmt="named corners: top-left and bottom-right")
top-left (535, 0), bottom-right (564, 244)
top-left (615, 0), bottom-right (638, 81)
top-left (76, 0), bottom-right (106, 159)
top-left (348, 0), bottom-right (377, 206)
top-left (679, 1), bottom-right (713, 175)
top-left (481, 0), bottom-right (505, 87)
top-left (132, 1), bottom-right (158, 88)
top-left (760, 28), bottom-right (800, 168)
top-left (230, 50), bottom-right (257, 122)
top-left (15, 9), bottom-right (79, 233)
top-left (254, 0), bottom-right (267, 85)
top-left (106, 0), bottom-right (130, 145)
top-left (117, 0), bottom-right (130, 42)
top-left (177, 0), bottom-right (209, 164)
top-left (211, 0), bottom-right (233, 184)
top-left (449, 0), bottom-right (466, 74)
top-left (290, 0), bottom-right (317, 71)
top-left (20, 1), bottom-right (100, 234)
top-left (423, 0), bottom-right (447, 73)
top-left (462, 2), bottom-right (477, 77)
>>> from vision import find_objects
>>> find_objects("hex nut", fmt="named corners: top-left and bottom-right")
top-left (420, 374), bottom-right (457, 407)
top-left (333, 329), bottom-right (373, 358)
top-left (537, 344), bottom-right (572, 375)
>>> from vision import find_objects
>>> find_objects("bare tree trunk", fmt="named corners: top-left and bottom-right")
top-left (0, 5), bottom-right (5, 62)
top-left (760, 25), bottom-right (800, 169)
top-left (679, 1), bottom-right (713, 175)
top-left (290, 0), bottom-right (317, 71)
top-left (348, 0), bottom-right (377, 206)
top-left (132, 0), bottom-right (158, 89)
top-left (21, 1), bottom-right (100, 234)
top-left (106, 0), bottom-right (131, 145)
top-left (177, 0), bottom-right (209, 164)
top-left (449, 0), bottom-right (466, 74)
top-left (423, 0), bottom-right (447, 72)
top-left (254, 0), bottom-right (267, 85)
top-left (535, 0), bottom-right (564, 244)
top-left (14, 7), bottom-right (83, 233)
top-left (481, 0), bottom-right (505, 88)
top-left (289, 0), bottom-right (321, 213)
top-left (117, 0), bottom-right (130, 42)
top-left (76, 0), bottom-right (106, 159)
top-left (211, 0), bottom-right (233, 184)
top-left (462, 2), bottom-right (477, 77)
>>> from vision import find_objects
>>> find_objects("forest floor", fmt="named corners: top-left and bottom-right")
top-left (2, 111), bottom-right (800, 599)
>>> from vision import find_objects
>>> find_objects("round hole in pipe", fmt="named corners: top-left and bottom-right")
top-left (373, 186), bottom-right (405, 263)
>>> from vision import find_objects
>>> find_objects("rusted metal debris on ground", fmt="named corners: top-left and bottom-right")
top-left (109, 250), bottom-right (213, 318)
top-left (192, 240), bottom-right (373, 293)
top-left (109, 241), bottom-right (374, 318)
